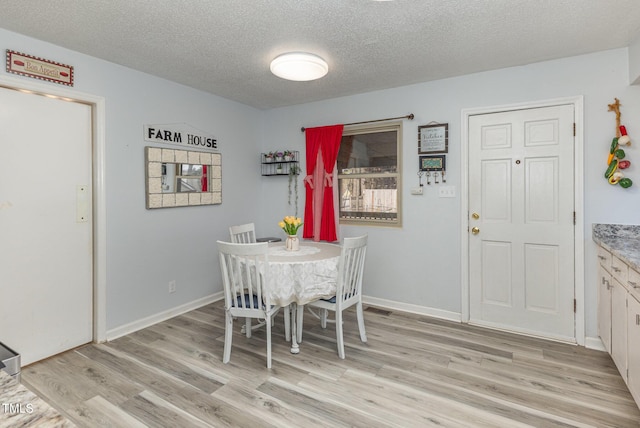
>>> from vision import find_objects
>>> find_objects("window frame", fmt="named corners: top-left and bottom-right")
top-left (337, 121), bottom-right (402, 227)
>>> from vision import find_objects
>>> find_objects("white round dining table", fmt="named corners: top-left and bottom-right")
top-left (267, 241), bottom-right (341, 354)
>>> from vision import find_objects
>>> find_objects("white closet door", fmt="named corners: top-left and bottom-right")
top-left (0, 87), bottom-right (92, 365)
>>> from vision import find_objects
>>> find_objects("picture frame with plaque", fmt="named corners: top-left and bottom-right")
top-left (418, 123), bottom-right (448, 154)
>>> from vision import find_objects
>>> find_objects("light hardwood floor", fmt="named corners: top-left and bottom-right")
top-left (21, 301), bottom-right (640, 427)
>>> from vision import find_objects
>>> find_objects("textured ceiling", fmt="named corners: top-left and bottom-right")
top-left (1, 0), bottom-right (640, 109)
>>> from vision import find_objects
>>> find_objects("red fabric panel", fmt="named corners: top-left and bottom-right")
top-left (201, 165), bottom-right (208, 192)
top-left (302, 124), bottom-right (344, 241)
top-left (303, 128), bottom-right (321, 239)
top-left (319, 125), bottom-right (344, 241)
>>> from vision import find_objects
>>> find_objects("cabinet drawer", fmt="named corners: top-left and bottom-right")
top-left (629, 267), bottom-right (640, 301)
top-left (597, 246), bottom-right (612, 269)
top-left (611, 255), bottom-right (629, 286)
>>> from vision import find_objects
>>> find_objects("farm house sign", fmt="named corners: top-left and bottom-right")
top-left (144, 123), bottom-right (218, 151)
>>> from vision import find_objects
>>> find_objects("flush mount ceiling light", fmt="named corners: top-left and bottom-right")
top-left (270, 52), bottom-right (328, 81)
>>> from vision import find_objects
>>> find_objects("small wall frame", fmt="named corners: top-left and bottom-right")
top-left (145, 146), bottom-right (222, 209)
top-left (418, 123), bottom-right (448, 154)
top-left (419, 154), bottom-right (446, 172)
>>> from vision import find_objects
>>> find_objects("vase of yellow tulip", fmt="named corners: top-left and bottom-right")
top-left (279, 216), bottom-right (302, 251)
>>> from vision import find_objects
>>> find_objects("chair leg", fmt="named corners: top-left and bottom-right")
top-left (284, 305), bottom-right (291, 341)
top-left (336, 309), bottom-right (345, 359)
top-left (320, 308), bottom-right (328, 329)
top-left (245, 318), bottom-right (252, 338)
top-left (266, 312), bottom-right (272, 369)
top-left (296, 304), bottom-right (304, 343)
top-left (223, 312), bottom-right (233, 364)
top-left (356, 301), bottom-right (368, 343)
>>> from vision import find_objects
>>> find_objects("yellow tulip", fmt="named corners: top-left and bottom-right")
top-left (279, 216), bottom-right (303, 235)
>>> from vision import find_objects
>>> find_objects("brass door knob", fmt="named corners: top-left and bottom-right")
top-left (471, 227), bottom-right (480, 235)
top-left (472, 213), bottom-right (480, 219)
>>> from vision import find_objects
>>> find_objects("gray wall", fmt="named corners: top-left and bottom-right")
top-left (4, 25), bottom-right (640, 343)
top-left (260, 47), bottom-right (640, 340)
top-left (1, 28), bottom-right (262, 330)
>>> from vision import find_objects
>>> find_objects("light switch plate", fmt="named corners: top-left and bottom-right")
top-left (438, 186), bottom-right (456, 198)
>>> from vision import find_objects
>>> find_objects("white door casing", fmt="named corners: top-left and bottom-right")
top-left (467, 104), bottom-right (576, 342)
top-left (0, 86), bottom-right (93, 365)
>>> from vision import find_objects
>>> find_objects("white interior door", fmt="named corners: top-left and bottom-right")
top-left (468, 105), bottom-right (575, 341)
top-left (0, 86), bottom-right (93, 365)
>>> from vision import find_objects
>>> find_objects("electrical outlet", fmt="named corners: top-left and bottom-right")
top-left (169, 280), bottom-right (176, 293)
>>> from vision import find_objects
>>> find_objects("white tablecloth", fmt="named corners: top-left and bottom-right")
top-left (267, 242), bottom-right (341, 306)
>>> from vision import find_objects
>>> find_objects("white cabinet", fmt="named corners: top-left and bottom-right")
top-left (596, 241), bottom-right (640, 409)
top-left (628, 295), bottom-right (640, 404)
top-left (612, 277), bottom-right (628, 379)
top-left (598, 262), bottom-right (612, 353)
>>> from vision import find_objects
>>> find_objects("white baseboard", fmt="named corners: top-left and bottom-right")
top-left (363, 295), bottom-right (461, 323)
top-left (105, 293), bottom-right (603, 353)
top-left (364, 296), bottom-right (604, 351)
top-left (584, 336), bottom-right (607, 352)
top-left (105, 292), bottom-right (223, 341)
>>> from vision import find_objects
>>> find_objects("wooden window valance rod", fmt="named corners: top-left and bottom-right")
top-left (300, 113), bottom-right (414, 132)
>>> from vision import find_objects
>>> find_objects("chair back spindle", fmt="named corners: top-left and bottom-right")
top-left (229, 223), bottom-right (257, 244)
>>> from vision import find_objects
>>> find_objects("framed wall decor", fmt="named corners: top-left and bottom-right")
top-left (418, 123), bottom-right (448, 154)
top-left (145, 146), bottom-right (222, 209)
top-left (6, 50), bottom-right (74, 86)
top-left (419, 155), bottom-right (446, 172)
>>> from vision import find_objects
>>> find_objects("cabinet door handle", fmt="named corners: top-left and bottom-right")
top-left (598, 255), bottom-right (606, 261)
top-left (629, 281), bottom-right (640, 289)
top-left (605, 279), bottom-right (612, 290)
top-left (612, 267), bottom-right (621, 272)
top-left (637, 314), bottom-right (640, 326)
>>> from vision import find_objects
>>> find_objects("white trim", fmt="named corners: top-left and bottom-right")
top-left (585, 336), bottom-right (607, 352)
top-left (0, 74), bottom-right (109, 344)
top-left (363, 296), bottom-right (461, 322)
top-left (460, 96), bottom-right (585, 346)
top-left (469, 320), bottom-right (575, 344)
top-left (93, 97), bottom-right (107, 342)
top-left (106, 292), bottom-right (223, 341)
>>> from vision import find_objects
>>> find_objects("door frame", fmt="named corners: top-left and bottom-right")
top-left (460, 96), bottom-right (584, 345)
top-left (0, 74), bottom-right (107, 343)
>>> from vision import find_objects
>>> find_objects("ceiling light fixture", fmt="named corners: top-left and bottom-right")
top-left (270, 52), bottom-right (328, 81)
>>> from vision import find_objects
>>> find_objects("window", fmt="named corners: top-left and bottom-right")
top-left (337, 121), bottom-right (402, 226)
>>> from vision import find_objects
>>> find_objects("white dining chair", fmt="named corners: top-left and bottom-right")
top-left (228, 222), bottom-right (292, 340)
top-left (229, 222), bottom-right (257, 244)
top-left (217, 240), bottom-right (280, 368)
top-left (307, 234), bottom-right (368, 359)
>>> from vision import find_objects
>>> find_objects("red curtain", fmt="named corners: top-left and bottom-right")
top-left (201, 165), bottom-right (208, 192)
top-left (303, 124), bottom-right (344, 242)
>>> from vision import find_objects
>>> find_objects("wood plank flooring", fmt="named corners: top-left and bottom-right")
top-left (20, 301), bottom-right (640, 427)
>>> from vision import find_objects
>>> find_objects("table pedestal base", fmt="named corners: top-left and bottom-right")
top-left (289, 303), bottom-right (300, 354)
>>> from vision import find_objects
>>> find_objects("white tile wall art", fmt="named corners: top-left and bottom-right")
top-left (145, 146), bottom-right (222, 209)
